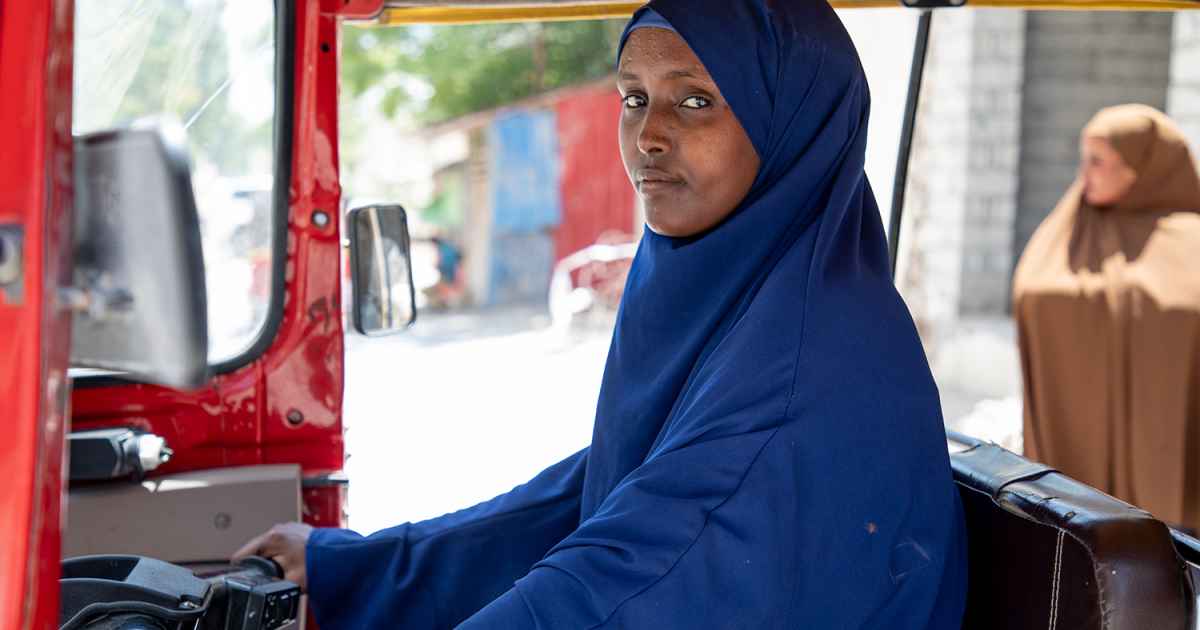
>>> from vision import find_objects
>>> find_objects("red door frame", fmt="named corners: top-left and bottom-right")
top-left (1, 0), bottom-right (381, 627)
top-left (69, 0), bottom-right (382, 521)
top-left (0, 2), bottom-right (74, 629)
top-left (72, 0), bottom-right (345, 482)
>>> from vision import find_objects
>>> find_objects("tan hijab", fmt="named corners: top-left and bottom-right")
top-left (1013, 104), bottom-right (1200, 531)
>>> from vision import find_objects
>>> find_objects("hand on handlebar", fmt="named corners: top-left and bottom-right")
top-left (232, 522), bottom-right (314, 592)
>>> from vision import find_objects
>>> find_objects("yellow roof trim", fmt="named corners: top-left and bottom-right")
top-left (371, 1), bottom-right (903, 24)
top-left (368, 0), bottom-right (1198, 24)
top-left (969, 0), bottom-right (1199, 7)
top-left (374, 4), bottom-right (641, 24)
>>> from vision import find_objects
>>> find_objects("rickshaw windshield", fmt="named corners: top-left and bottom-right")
top-left (73, 0), bottom-right (279, 364)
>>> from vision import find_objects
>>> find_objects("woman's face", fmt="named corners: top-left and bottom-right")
top-left (1079, 136), bottom-right (1138, 207)
top-left (617, 27), bottom-right (761, 237)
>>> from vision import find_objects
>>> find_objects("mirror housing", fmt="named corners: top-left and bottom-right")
top-left (70, 119), bottom-right (209, 389)
top-left (347, 204), bottom-right (416, 336)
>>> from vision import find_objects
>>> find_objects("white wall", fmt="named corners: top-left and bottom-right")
top-left (837, 8), bottom-right (921, 231)
top-left (896, 9), bottom-right (1025, 335)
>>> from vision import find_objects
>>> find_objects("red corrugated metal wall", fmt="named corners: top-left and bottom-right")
top-left (555, 90), bottom-right (635, 262)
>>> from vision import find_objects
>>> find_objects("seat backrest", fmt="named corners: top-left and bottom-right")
top-left (949, 436), bottom-right (1195, 629)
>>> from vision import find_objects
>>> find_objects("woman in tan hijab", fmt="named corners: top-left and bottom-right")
top-left (1013, 104), bottom-right (1200, 532)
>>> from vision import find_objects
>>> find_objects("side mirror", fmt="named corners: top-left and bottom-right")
top-left (347, 204), bottom-right (416, 335)
top-left (69, 119), bottom-right (209, 389)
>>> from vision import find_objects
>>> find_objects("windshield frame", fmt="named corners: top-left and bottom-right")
top-left (72, 0), bottom-right (295, 386)
top-left (211, 0), bottom-right (295, 374)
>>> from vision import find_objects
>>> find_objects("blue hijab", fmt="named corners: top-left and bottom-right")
top-left (305, 1), bottom-right (967, 627)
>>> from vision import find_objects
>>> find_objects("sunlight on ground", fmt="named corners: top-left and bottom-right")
top-left (342, 308), bottom-right (613, 535)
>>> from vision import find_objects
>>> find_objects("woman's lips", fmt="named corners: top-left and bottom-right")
top-left (638, 170), bottom-right (683, 195)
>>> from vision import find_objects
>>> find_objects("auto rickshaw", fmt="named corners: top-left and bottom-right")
top-left (2, 0), bottom-right (1199, 628)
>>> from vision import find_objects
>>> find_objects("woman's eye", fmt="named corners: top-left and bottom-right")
top-left (681, 96), bottom-right (711, 109)
top-left (622, 95), bottom-right (646, 108)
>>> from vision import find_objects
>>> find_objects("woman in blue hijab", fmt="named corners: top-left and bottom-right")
top-left (235, 0), bottom-right (968, 626)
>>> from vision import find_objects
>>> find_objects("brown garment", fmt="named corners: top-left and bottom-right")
top-left (1013, 104), bottom-right (1200, 531)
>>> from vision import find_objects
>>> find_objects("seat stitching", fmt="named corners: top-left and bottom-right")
top-left (1049, 529), bottom-right (1065, 630)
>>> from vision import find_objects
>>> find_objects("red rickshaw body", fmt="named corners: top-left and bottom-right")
top-left (0, 2), bottom-right (74, 628)
top-left (0, 1), bottom-right (381, 627)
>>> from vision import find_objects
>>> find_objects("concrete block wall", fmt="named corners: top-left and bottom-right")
top-left (895, 8), bottom-right (971, 341)
top-left (1168, 13), bottom-right (1200, 148)
top-left (896, 9), bottom-right (1026, 338)
top-left (1013, 11), bottom-right (1172, 264)
top-left (895, 8), bottom-right (1027, 422)
top-left (958, 13), bottom-right (1026, 316)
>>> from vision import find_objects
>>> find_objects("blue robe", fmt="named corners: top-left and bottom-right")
top-left (306, 0), bottom-right (968, 627)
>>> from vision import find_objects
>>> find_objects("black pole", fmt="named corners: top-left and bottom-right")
top-left (888, 9), bottom-right (933, 278)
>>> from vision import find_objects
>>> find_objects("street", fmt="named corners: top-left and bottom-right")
top-left (342, 307), bottom-right (614, 534)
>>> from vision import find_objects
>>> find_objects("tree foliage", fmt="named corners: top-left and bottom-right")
top-left (75, 0), bottom-right (274, 176)
top-left (342, 19), bottom-right (625, 127)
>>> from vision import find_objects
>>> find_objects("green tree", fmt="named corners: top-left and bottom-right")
top-left (343, 19), bottom-right (625, 127)
top-left (76, 0), bottom-right (273, 176)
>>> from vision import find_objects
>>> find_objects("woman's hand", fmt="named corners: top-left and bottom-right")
top-left (231, 522), bottom-right (314, 592)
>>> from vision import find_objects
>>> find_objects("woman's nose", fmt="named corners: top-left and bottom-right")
top-left (637, 104), bottom-right (673, 155)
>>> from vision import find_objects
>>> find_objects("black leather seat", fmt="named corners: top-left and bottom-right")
top-left (948, 432), bottom-right (1195, 629)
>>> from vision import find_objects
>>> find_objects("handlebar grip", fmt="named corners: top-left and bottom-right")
top-left (234, 555), bottom-right (285, 579)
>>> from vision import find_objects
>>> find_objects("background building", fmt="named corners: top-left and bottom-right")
top-left (886, 10), bottom-right (1200, 440)
top-left (420, 79), bottom-right (637, 309)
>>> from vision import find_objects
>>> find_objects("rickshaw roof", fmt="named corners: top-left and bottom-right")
top-left (367, 0), bottom-right (1199, 25)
